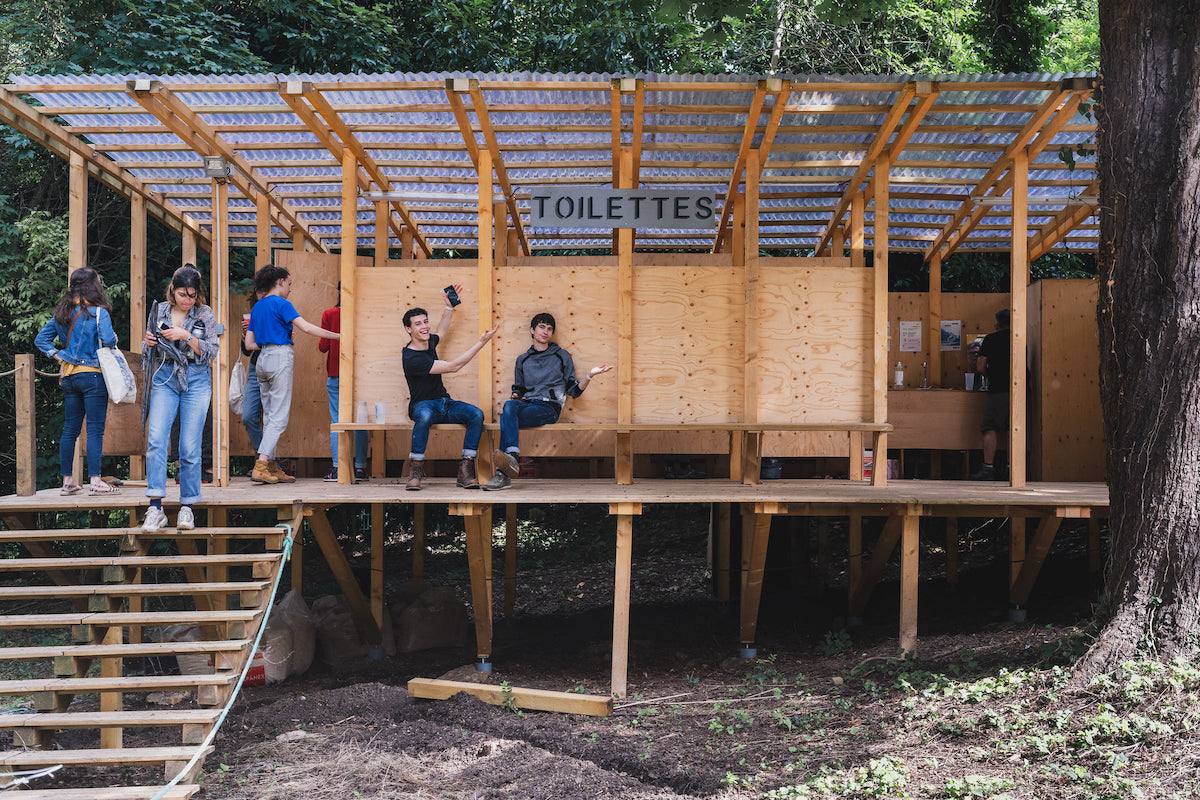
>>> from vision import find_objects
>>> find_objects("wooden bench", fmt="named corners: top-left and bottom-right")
top-left (333, 421), bottom-right (893, 485)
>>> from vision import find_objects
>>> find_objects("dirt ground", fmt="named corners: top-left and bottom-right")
top-left (187, 504), bottom-right (1153, 800)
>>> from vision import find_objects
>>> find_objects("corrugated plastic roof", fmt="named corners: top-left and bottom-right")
top-left (3, 71), bottom-right (1097, 257)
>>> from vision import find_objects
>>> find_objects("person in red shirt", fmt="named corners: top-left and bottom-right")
top-left (319, 285), bottom-right (368, 482)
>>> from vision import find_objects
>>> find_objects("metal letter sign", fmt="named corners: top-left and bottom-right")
top-left (528, 188), bottom-right (717, 229)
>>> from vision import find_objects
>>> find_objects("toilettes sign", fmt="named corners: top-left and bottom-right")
top-left (529, 187), bottom-right (717, 229)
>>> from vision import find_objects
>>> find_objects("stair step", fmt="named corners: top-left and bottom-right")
top-left (1, 745), bottom-right (212, 767)
top-left (10, 526), bottom-right (286, 543)
top-left (2, 786), bottom-right (198, 800)
top-left (0, 609), bottom-right (258, 629)
top-left (0, 580), bottom-right (271, 600)
top-left (0, 553), bottom-right (281, 572)
top-left (2, 639), bottom-right (250, 662)
top-left (0, 673), bottom-right (237, 696)
top-left (0, 709), bottom-right (221, 729)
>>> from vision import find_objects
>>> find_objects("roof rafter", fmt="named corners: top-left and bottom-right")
top-left (0, 87), bottom-right (208, 245)
top-left (1028, 179), bottom-right (1100, 261)
top-left (124, 80), bottom-right (323, 252)
top-left (924, 79), bottom-right (1092, 262)
top-left (710, 79), bottom-right (769, 253)
top-left (813, 81), bottom-right (937, 256)
top-left (278, 81), bottom-right (432, 258)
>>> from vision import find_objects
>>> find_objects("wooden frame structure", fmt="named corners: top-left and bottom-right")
top-left (2, 72), bottom-right (1104, 712)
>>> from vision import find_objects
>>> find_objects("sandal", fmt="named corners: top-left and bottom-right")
top-left (59, 485), bottom-right (82, 496)
top-left (88, 482), bottom-right (120, 494)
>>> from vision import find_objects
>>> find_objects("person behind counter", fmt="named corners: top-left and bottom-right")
top-left (970, 308), bottom-right (1010, 481)
top-left (245, 264), bottom-right (340, 485)
top-left (35, 267), bottom-right (120, 495)
top-left (141, 265), bottom-right (218, 531)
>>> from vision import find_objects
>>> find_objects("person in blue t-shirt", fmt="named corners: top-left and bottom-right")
top-left (245, 265), bottom-right (340, 485)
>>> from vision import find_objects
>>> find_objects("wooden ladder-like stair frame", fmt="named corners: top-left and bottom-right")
top-left (0, 509), bottom-right (300, 800)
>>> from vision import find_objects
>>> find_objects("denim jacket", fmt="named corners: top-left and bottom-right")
top-left (35, 306), bottom-right (118, 367)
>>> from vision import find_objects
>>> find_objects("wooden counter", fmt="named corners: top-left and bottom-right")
top-left (888, 388), bottom-right (987, 450)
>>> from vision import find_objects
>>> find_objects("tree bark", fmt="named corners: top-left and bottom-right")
top-left (1078, 0), bottom-right (1200, 680)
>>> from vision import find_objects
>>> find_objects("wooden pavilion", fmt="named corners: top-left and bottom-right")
top-left (0, 71), bottom-right (1106, 799)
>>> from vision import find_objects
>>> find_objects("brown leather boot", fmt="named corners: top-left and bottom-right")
top-left (250, 460), bottom-right (278, 484)
top-left (267, 460), bottom-right (296, 483)
top-left (405, 460), bottom-right (425, 491)
top-left (456, 457), bottom-right (480, 489)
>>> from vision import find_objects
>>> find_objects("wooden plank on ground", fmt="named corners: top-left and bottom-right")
top-left (407, 678), bottom-right (612, 717)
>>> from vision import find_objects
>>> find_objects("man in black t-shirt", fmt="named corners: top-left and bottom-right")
top-left (971, 308), bottom-right (1010, 480)
top-left (401, 285), bottom-right (498, 491)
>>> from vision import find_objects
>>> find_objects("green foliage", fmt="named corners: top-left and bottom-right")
top-left (763, 755), bottom-right (908, 799)
top-left (817, 628), bottom-right (853, 656)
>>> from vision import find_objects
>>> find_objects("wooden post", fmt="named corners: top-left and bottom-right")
top-left (371, 503), bottom-right (384, 629)
top-left (211, 180), bottom-right (230, 487)
top-left (495, 202), bottom-right (509, 267)
top-left (928, 252), bottom-right (942, 386)
top-left (290, 523), bottom-right (304, 593)
top-left (850, 191), bottom-right (865, 269)
top-left (401, 226), bottom-right (414, 260)
top-left (739, 507), bottom-right (773, 647)
top-left (99, 625), bottom-right (122, 748)
top-left (337, 150), bottom-right (358, 484)
top-left (182, 227), bottom-right (197, 267)
top-left (15, 354), bottom-right (35, 496)
top-left (504, 504), bottom-right (517, 616)
top-left (1010, 516), bottom-right (1026, 589)
top-left (871, 152), bottom-right (890, 486)
top-left (69, 152), bottom-right (87, 484)
top-left (457, 504), bottom-right (494, 661)
top-left (413, 504), bottom-right (425, 582)
top-left (1010, 148), bottom-right (1029, 487)
top-left (898, 508), bottom-right (919, 656)
top-left (478, 149), bottom-right (495, 423)
top-left (308, 508), bottom-right (381, 642)
top-left (256, 192), bottom-right (270, 267)
top-left (715, 503), bottom-right (731, 602)
top-left (847, 511), bottom-right (862, 616)
top-left (744, 151), bottom-right (761, 473)
top-left (609, 502), bottom-right (641, 699)
top-left (374, 200), bottom-right (388, 267)
top-left (618, 149), bottom-right (634, 427)
top-left (732, 192), bottom-right (745, 268)
top-left (129, 195), bottom-right (146, 480)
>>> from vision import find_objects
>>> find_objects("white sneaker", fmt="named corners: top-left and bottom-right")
top-left (176, 506), bottom-right (195, 530)
top-left (141, 506), bottom-right (168, 533)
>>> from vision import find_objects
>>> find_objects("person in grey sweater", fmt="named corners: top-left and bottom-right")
top-left (483, 312), bottom-right (611, 490)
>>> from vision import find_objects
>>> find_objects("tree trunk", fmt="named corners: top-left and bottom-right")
top-left (1077, 0), bottom-right (1200, 680)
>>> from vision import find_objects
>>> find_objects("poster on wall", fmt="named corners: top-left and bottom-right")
top-left (940, 320), bottom-right (962, 351)
top-left (899, 320), bottom-right (922, 352)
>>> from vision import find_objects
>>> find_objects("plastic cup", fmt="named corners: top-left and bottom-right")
top-left (965, 373), bottom-right (974, 391)
top-left (355, 401), bottom-right (368, 424)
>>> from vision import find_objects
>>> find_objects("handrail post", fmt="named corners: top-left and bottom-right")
top-left (15, 355), bottom-right (36, 495)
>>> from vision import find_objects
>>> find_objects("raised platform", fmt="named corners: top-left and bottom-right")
top-left (0, 477), bottom-right (1109, 516)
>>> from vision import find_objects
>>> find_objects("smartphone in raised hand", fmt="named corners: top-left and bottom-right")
top-left (444, 285), bottom-right (461, 307)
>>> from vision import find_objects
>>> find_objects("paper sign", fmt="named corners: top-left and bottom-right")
top-left (940, 320), bottom-right (962, 351)
top-left (899, 321), bottom-right (922, 352)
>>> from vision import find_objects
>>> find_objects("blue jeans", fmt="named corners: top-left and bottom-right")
top-left (60, 371), bottom-right (108, 480)
top-left (409, 397), bottom-right (483, 459)
top-left (327, 377), bottom-right (367, 469)
top-left (498, 399), bottom-right (560, 454)
top-left (242, 364), bottom-right (263, 451)
top-left (146, 363), bottom-right (212, 505)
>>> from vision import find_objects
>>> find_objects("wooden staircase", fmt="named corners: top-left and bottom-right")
top-left (0, 511), bottom-right (298, 799)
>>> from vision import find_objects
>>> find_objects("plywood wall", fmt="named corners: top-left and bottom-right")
top-left (889, 292), bottom-right (1010, 387)
top-left (1028, 279), bottom-right (1104, 480)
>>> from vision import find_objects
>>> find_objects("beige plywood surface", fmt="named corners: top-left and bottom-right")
top-left (888, 389), bottom-right (987, 449)
top-left (632, 266), bottom-right (743, 423)
top-left (758, 264), bottom-right (871, 423)
top-left (492, 265), bottom-right (619, 424)
top-left (889, 292), bottom-right (1010, 388)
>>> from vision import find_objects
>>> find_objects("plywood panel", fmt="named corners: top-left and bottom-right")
top-left (759, 264), bottom-right (871, 423)
top-left (1031, 279), bottom-right (1104, 481)
top-left (492, 266), bottom-right (619, 423)
top-left (888, 389), bottom-right (987, 449)
top-left (355, 261), bottom-right (480, 460)
top-left (940, 293), bottom-right (1011, 386)
top-left (887, 292), bottom-right (1010, 388)
top-left (632, 266), bottom-right (742, 423)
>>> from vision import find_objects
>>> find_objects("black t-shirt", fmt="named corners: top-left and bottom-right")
top-left (979, 328), bottom-right (1010, 394)
top-left (403, 334), bottom-right (450, 418)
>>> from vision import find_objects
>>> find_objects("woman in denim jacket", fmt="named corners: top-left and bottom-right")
top-left (139, 266), bottom-right (219, 532)
top-left (35, 267), bottom-right (120, 495)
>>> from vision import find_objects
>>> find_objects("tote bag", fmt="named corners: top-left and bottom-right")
top-left (229, 356), bottom-right (248, 416)
top-left (97, 324), bottom-right (137, 405)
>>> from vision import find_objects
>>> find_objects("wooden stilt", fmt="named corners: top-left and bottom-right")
top-left (715, 503), bottom-right (731, 602)
top-left (739, 505), bottom-right (778, 646)
top-left (504, 504), bottom-right (517, 617)
top-left (1010, 516), bottom-right (1062, 605)
top-left (847, 512), bottom-right (863, 615)
top-left (412, 504), bottom-right (425, 582)
top-left (371, 503), bottom-right (384, 628)
top-left (849, 514), bottom-right (901, 616)
top-left (456, 504), bottom-right (494, 660)
top-left (898, 508), bottom-right (920, 656)
top-left (1009, 517), bottom-right (1026, 589)
top-left (307, 508), bottom-right (381, 643)
top-left (609, 502), bottom-right (641, 699)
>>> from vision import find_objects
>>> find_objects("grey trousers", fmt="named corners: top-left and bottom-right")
top-left (255, 344), bottom-right (294, 459)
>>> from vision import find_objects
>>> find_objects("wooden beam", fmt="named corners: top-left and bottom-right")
top-left (15, 355), bottom-right (35, 496)
top-left (455, 504), bottom-right (494, 660)
top-left (478, 149), bottom-right (495, 430)
top-left (871, 150), bottom-right (890, 487)
top-left (850, 191), bottom-right (865, 268)
top-left (738, 508), bottom-right (773, 645)
top-left (610, 508), bottom-right (635, 699)
top-left (898, 508), bottom-right (920, 655)
top-left (744, 149), bottom-right (761, 430)
top-left (255, 192), bottom-right (270, 266)
top-left (407, 678), bottom-right (612, 717)
top-left (212, 179), bottom-right (231, 487)
top-left (1010, 515), bottom-right (1062, 604)
top-left (1028, 179), bottom-right (1099, 261)
top-left (306, 509), bottom-right (381, 642)
top-left (373, 200), bottom-right (388, 267)
top-left (814, 82), bottom-right (930, 256)
top-left (1010, 147), bottom-right (1029, 488)
top-left (928, 252), bottom-right (942, 386)
top-left (712, 81), bottom-right (768, 253)
top-left (337, 149), bottom-right (358, 485)
top-left (849, 514), bottom-right (902, 615)
top-left (371, 503), bottom-right (384, 629)
top-left (504, 504), bottom-right (517, 616)
top-left (468, 80), bottom-right (530, 256)
top-left (618, 149), bottom-right (634, 425)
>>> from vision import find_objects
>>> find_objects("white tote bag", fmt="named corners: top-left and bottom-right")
top-left (95, 314), bottom-right (137, 404)
top-left (229, 356), bottom-right (248, 416)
